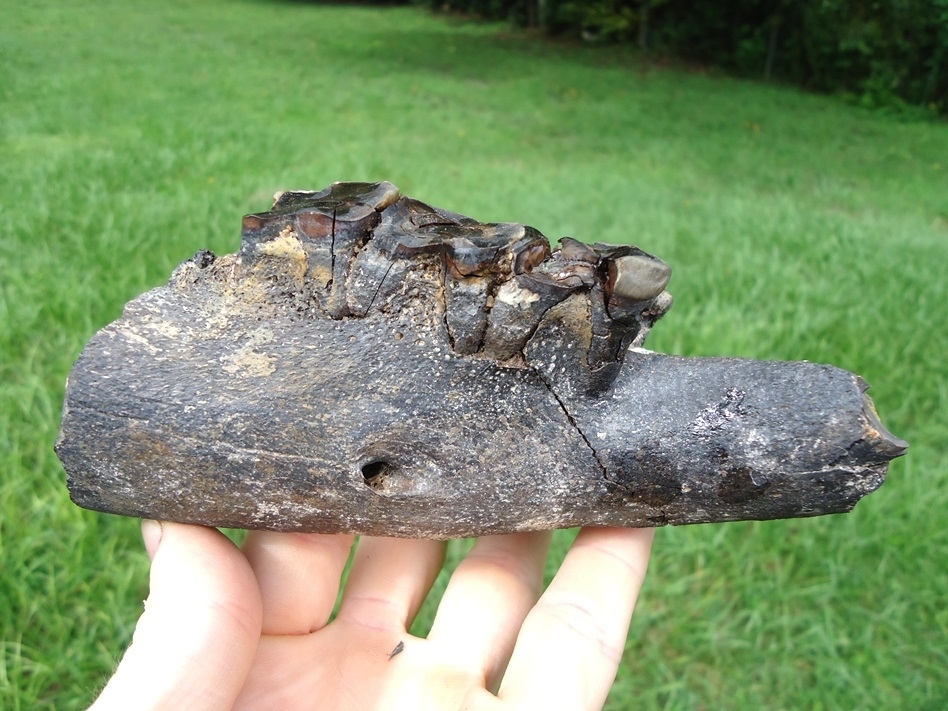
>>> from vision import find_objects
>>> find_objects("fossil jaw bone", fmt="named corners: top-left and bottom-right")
top-left (55, 181), bottom-right (906, 537)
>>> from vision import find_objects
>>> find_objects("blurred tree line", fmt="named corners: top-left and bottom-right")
top-left (412, 0), bottom-right (948, 115)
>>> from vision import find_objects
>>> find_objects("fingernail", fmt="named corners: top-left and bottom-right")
top-left (141, 519), bottom-right (163, 560)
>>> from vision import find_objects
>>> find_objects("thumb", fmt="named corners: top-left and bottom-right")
top-left (90, 521), bottom-right (263, 711)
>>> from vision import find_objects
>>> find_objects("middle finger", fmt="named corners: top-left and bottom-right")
top-left (336, 536), bottom-right (447, 633)
top-left (426, 530), bottom-right (552, 689)
top-left (243, 530), bottom-right (355, 636)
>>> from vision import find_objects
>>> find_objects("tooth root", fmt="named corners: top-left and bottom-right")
top-left (445, 276), bottom-right (491, 355)
top-left (481, 274), bottom-right (576, 361)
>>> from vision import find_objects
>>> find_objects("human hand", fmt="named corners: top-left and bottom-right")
top-left (90, 521), bottom-right (653, 711)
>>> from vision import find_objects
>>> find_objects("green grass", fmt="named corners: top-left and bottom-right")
top-left (2, 0), bottom-right (946, 708)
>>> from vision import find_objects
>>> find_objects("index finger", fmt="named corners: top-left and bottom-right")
top-left (497, 527), bottom-right (654, 711)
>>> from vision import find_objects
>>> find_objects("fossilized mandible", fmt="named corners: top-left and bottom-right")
top-left (56, 182), bottom-right (907, 537)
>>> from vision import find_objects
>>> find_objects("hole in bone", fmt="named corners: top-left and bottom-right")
top-left (360, 460), bottom-right (392, 491)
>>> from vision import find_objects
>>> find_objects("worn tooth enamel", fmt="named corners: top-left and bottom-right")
top-left (609, 254), bottom-right (672, 302)
top-left (559, 236), bottom-right (599, 263)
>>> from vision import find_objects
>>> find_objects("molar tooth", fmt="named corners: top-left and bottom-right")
top-left (559, 237), bottom-right (599, 263)
top-left (609, 254), bottom-right (671, 302)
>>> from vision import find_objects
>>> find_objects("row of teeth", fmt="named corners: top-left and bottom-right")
top-left (238, 181), bottom-right (672, 366)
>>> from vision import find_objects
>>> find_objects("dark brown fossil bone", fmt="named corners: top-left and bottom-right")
top-left (55, 181), bottom-right (907, 537)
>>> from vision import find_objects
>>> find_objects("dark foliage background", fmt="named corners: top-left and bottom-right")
top-left (414, 0), bottom-right (948, 115)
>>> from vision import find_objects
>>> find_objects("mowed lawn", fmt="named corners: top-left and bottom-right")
top-left (2, 0), bottom-right (946, 708)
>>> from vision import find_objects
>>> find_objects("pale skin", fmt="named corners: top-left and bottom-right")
top-left (90, 521), bottom-right (654, 711)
